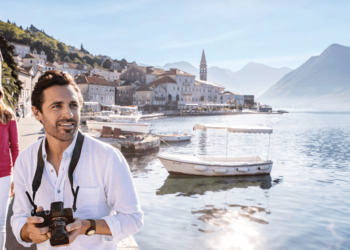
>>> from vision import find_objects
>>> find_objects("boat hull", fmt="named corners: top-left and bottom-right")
top-left (86, 121), bottom-right (149, 134)
top-left (158, 154), bottom-right (272, 176)
top-left (159, 135), bottom-right (191, 142)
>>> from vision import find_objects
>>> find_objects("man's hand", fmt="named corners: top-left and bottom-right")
top-left (21, 206), bottom-right (50, 244)
top-left (55, 217), bottom-right (82, 247)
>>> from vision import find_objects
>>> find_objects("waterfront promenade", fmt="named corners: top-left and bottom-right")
top-left (5, 117), bottom-right (138, 250)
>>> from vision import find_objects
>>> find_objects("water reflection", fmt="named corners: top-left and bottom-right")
top-left (156, 174), bottom-right (273, 196)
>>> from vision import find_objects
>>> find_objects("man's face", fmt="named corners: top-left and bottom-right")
top-left (32, 84), bottom-right (81, 142)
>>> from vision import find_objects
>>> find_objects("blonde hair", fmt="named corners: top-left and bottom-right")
top-left (0, 85), bottom-right (15, 125)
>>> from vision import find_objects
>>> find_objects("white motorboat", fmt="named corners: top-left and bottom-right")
top-left (158, 134), bottom-right (192, 142)
top-left (86, 106), bottom-right (149, 134)
top-left (157, 124), bottom-right (273, 176)
top-left (86, 120), bottom-right (149, 134)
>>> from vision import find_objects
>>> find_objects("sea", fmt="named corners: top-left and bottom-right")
top-left (130, 112), bottom-right (350, 250)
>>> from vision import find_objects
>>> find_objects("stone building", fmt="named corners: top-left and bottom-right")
top-left (244, 95), bottom-right (255, 108)
top-left (75, 74), bottom-right (115, 111)
top-left (23, 53), bottom-right (45, 72)
top-left (44, 61), bottom-right (56, 71)
top-left (17, 67), bottom-right (34, 117)
top-left (195, 80), bottom-right (225, 103)
top-left (9, 42), bottom-right (30, 58)
top-left (200, 50), bottom-right (207, 81)
top-left (54, 62), bottom-right (89, 76)
top-left (217, 91), bottom-right (244, 106)
top-left (91, 67), bottom-right (122, 82)
top-left (134, 85), bottom-right (152, 108)
top-left (116, 79), bottom-right (141, 106)
top-left (119, 65), bottom-right (165, 84)
top-left (32, 49), bottom-right (47, 61)
top-left (111, 59), bottom-right (136, 71)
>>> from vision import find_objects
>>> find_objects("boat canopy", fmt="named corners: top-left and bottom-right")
top-left (193, 124), bottom-right (273, 134)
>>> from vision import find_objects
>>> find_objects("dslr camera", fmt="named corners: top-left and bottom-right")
top-left (31, 201), bottom-right (74, 246)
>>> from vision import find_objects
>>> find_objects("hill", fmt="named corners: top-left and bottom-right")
top-left (0, 20), bottom-right (101, 68)
top-left (161, 61), bottom-right (292, 95)
top-left (258, 44), bottom-right (350, 109)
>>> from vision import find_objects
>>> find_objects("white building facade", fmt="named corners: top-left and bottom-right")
top-left (91, 68), bottom-right (121, 82)
top-left (9, 42), bottom-right (30, 58)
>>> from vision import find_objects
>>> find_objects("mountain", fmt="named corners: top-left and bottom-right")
top-left (159, 61), bottom-right (292, 96)
top-left (258, 44), bottom-right (350, 108)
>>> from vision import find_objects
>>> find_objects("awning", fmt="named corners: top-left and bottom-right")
top-left (193, 124), bottom-right (273, 134)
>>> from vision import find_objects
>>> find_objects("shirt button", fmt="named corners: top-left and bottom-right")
top-left (57, 190), bottom-right (61, 193)
top-left (51, 169), bottom-right (54, 173)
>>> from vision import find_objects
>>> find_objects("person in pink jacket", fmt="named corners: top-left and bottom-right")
top-left (0, 85), bottom-right (19, 250)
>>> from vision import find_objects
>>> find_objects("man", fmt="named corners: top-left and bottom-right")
top-left (11, 70), bottom-right (143, 249)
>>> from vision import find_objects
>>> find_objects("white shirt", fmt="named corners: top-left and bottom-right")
top-left (11, 132), bottom-right (143, 250)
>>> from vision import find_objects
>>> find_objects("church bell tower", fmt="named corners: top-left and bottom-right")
top-left (200, 50), bottom-right (207, 81)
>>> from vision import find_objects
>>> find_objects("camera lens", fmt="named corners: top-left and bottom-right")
top-left (49, 217), bottom-right (69, 246)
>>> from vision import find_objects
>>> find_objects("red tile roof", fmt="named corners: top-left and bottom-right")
top-left (44, 61), bottom-right (55, 67)
top-left (17, 67), bottom-right (31, 76)
top-left (158, 68), bottom-right (194, 77)
top-left (75, 75), bottom-right (114, 86)
top-left (150, 76), bottom-right (176, 85)
top-left (23, 53), bottom-right (43, 61)
top-left (135, 84), bottom-right (151, 91)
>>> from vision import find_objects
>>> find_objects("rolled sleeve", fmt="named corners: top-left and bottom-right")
top-left (12, 217), bottom-right (33, 248)
top-left (100, 149), bottom-right (143, 243)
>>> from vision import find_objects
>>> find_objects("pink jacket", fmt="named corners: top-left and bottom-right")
top-left (0, 119), bottom-right (19, 177)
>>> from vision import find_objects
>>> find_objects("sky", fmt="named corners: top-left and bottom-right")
top-left (1, 0), bottom-right (350, 71)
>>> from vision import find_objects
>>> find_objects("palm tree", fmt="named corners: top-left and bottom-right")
top-left (1, 62), bottom-right (18, 108)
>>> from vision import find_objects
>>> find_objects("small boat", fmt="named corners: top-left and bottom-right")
top-left (277, 110), bottom-right (289, 113)
top-left (158, 134), bottom-right (191, 142)
top-left (157, 124), bottom-right (273, 176)
top-left (86, 106), bottom-right (149, 134)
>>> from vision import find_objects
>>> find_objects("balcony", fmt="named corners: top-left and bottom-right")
top-left (181, 91), bottom-right (192, 96)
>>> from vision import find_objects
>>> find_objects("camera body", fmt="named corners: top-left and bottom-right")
top-left (31, 201), bottom-right (74, 246)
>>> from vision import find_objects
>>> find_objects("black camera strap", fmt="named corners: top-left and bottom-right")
top-left (25, 131), bottom-right (85, 215)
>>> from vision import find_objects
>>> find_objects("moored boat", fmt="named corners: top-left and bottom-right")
top-left (158, 134), bottom-right (191, 142)
top-left (157, 124), bottom-right (273, 176)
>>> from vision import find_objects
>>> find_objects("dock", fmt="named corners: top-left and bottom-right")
top-left (88, 132), bottom-right (160, 156)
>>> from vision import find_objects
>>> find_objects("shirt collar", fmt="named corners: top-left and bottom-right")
top-left (42, 132), bottom-right (79, 161)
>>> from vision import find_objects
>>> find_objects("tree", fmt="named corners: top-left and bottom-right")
top-left (19, 26), bottom-right (23, 30)
top-left (0, 36), bottom-right (22, 102)
top-left (102, 59), bottom-right (112, 69)
top-left (1, 62), bottom-right (18, 107)
top-left (63, 55), bottom-right (71, 62)
top-left (7, 20), bottom-right (10, 24)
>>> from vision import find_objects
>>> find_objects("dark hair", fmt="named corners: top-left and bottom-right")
top-left (31, 70), bottom-right (83, 113)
